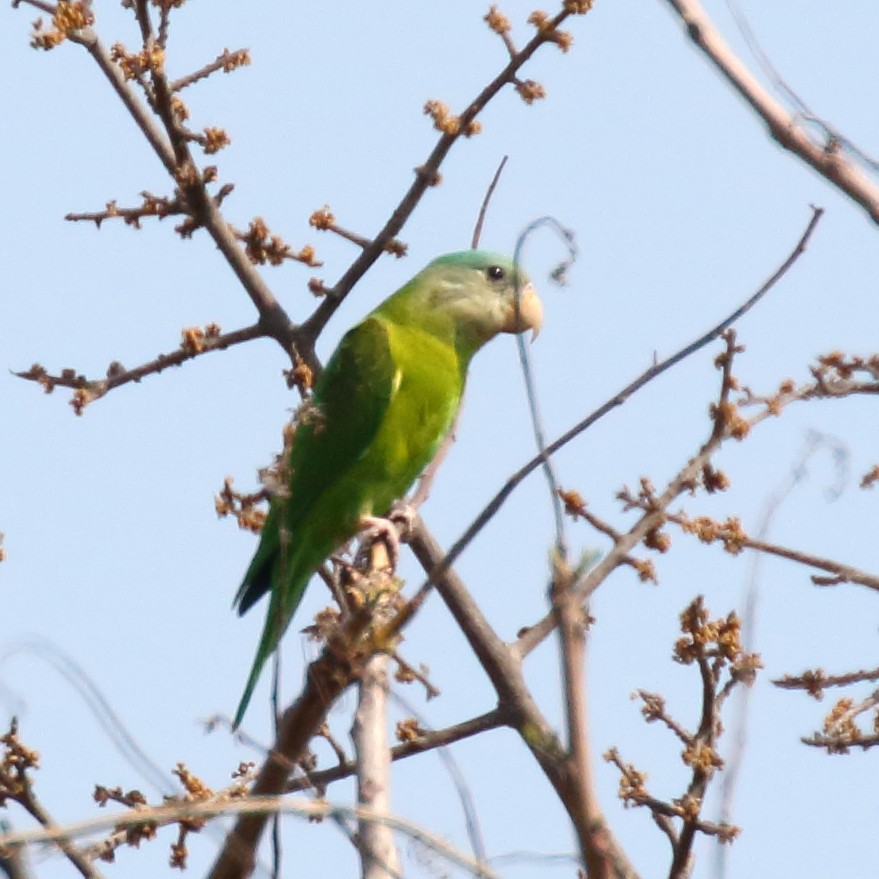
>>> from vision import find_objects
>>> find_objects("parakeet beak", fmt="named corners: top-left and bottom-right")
top-left (503, 283), bottom-right (543, 341)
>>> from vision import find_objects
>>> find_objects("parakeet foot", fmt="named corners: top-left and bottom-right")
top-left (388, 500), bottom-right (418, 541)
top-left (359, 514), bottom-right (403, 572)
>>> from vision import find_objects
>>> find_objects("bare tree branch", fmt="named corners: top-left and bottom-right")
top-left (661, 0), bottom-right (879, 226)
top-left (353, 655), bottom-right (401, 879)
top-left (297, 6), bottom-right (588, 348)
top-left (0, 796), bottom-right (501, 879)
top-left (0, 722), bottom-right (104, 879)
top-left (15, 323), bottom-right (264, 412)
top-left (286, 709), bottom-right (507, 794)
top-left (471, 155), bottom-right (509, 249)
top-left (551, 555), bottom-right (610, 879)
top-left (406, 523), bottom-right (639, 879)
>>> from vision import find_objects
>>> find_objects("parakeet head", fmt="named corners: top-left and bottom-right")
top-left (379, 250), bottom-right (543, 358)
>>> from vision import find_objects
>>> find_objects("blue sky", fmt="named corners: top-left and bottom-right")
top-left (2, 2), bottom-right (878, 877)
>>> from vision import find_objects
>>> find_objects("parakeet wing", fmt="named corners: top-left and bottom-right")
top-left (235, 316), bottom-right (397, 614)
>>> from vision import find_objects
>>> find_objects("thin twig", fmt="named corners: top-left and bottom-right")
top-left (734, 534), bottom-right (879, 592)
top-left (169, 48), bottom-right (252, 92)
top-left (15, 323), bottom-right (264, 410)
top-left (513, 216), bottom-right (579, 553)
top-left (286, 709), bottom-right (507, 794)
top-left (773, 666), bottom-right (879, 697)
top-left (470, 156), bottom-right (509, 249)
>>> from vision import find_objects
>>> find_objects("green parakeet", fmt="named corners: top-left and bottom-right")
top-left (233, 250), bottom-right (543, 727)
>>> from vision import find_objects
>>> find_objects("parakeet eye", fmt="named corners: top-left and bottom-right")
top-left (485, 265), bottom-right (506, 282)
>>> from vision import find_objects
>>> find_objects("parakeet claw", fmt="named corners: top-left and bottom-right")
top-left (389, 500), bottom-right (418, 540)
top-left (359, 514), bottom-right (403, 572)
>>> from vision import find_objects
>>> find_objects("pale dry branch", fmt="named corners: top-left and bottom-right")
top-left (662, 0), bottom-right (879, 226)
top-left (0, 796), bottom-right (500, 879)
top-left (353, 655), bottom-right (401, 879)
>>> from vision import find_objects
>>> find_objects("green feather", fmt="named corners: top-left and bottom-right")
top-left (232, 250), bottom-right (541, 727)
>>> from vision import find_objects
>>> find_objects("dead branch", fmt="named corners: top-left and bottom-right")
top-left (471, 155), bottom-right (509, 249)
top-left (0, 795), bottom-right (500, 879)
top-left (661, 0), bottom-right (879, 226)
top-left (353, 655), bottom-right (401, 879)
